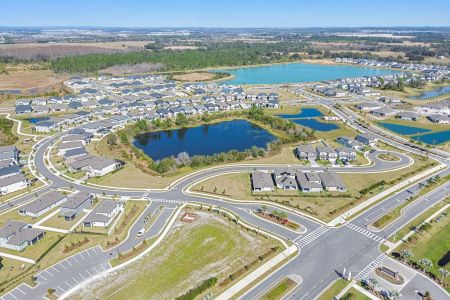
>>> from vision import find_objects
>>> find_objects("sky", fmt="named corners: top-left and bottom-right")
top-left (2, 0), bottom-right (450, 28)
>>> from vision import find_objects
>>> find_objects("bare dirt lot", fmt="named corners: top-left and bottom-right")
top-left (172, 71), bottom-right (217, 81)
top-left (0, 69), bottom-right (66, 94)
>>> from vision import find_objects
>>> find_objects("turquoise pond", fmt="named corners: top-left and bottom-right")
top-left (411, 130), bottom-right (450, 145)
top-left (408, 85), bottom-right (450, 100)
top-left (378, 122), bottom-right (432, 135)
top-left (379, 122), bottom-right (450, 145)
top-left (277, 107), bottom-right (338, 132)
top-left (218, 62), bottom-right (400, 85)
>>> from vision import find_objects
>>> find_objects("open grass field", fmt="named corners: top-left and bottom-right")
top-left (0, 259), bottom-right (31, 287)
top-left (69, 209), bottom-right (282, 300)
top-left (261, 277), bottom-right (297, 300)
top-left (396, 208), bottom-right (450, 291)
top-left (41, 211), bottom-right (87, 231)
top-left (0, 117), bottom-right (18, 146)
top-left (317, 279), bottom-right (349, 300)
top-left (192, 155), bottom-right (434, 221)
top-left (341, 287), bottom-right (371, 300)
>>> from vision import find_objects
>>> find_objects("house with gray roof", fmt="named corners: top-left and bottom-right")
top-left (15, 105), bottom-right (33, 115)
top-left (336, 147), bottom-right (356, 162)
top-left (0, 173), bottom-right (28, 195)
top-left (336, 136), bottom-right (364, 151)
top-left (60, 192), bottom-right (93, 221)
top-left (274, 169), bottom-right (298, 190)
top-left (83, 200), bottom-right (123, 228)
top-left (316, 143), bottom-right (337, 163)
top-left (427, 114), bottom-right (450, 124)
top-left (18, 191), bottom-right (67, 218)
top-left (356, 134), bottom-right (378, 147)
top-left (0, 145), bottom-right (19, 164)
top-left (58, 141), bottom-right (84, 156)
top-left (296, 144), bottom-right (317, 160)
top-left (319, 172), bottom-right (347, 192)
top-left (296, 172), bottom-right (323, 193)
top-left (396, 111), bottom-right (419, 121)
top-left (34, 120), bottom-right (57, 133)
top-left (0, 165), bottom-right (21, 179)
top-left (0, 220), bottom-right (45, 251)
top-left (251, 171), bottom-right (275, 192)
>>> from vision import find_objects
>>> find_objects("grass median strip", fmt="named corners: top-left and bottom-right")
top-left (260, 277), bottom-right (297, 300)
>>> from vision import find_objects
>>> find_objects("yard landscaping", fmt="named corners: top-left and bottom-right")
top-left (41, 211), bottom-right (87, 231)
top-left (260, 277), bottom-right (297, 300)
top-left (393, 208), bottom-right (450, 292)
top-left (317, 279), bottom-right (349, 300)
top-left (69, 209), bottom-right (283, 300)
top-left (191, 154), bottom-right (435, 222)
top-left (340, 287), bottom-right (371, 300)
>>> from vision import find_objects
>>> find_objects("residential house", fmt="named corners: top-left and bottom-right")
top-left (0, 220), bottom-right (45, 251)
top-left (296, 144), bottom-right (317, 161)
top-left (60, 192), bottom-right (93, 221)
top-left (251, 171), bottom-right (275, 192)
top-left (296, 172), bottom-right (323, 193)
top-left (0, 146), bottom-right (19, 164)
top-left (274, 169), bottom-right (298, 190)
top-left (355, 134), bottom-right (378, 147)
top-left (83, 200), bottom-right (123, 228)
top-left (319, 172), bottom-right (347, 192)
top-left (18, 191), bottom-right (67, 218)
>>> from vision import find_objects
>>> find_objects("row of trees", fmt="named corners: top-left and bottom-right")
top-left (50, 42), bottom-right (312, 74)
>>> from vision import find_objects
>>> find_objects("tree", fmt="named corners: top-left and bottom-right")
top-left (106, 133), bottom-right (117, 146)
top-left (176, 152), bottom-right (191, 166)
top-left (400, 249), bottom-right (413, 261)
top-left (438, 268), bottom-right (449, 283)
top-left (47, 288), bottom-right (54, 296)
top-left (175, 113), bottom-right (189, 126)
top-left (419, 258), bottom-right (433, 270)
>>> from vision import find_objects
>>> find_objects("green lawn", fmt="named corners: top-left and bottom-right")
top-left (41, 211), bottom-right (87, 230)
top-left (0, 231), bottom-right (62, 260)
top-left (261, 277), bottom-right (297, 300)
top-left (396, 208), bottom-right (450, 291)
top-left (70, 210), bottom-right (282, 300)
top-left (317, 279), bottom-right (349, 300)
top-left (341, 287), bottom-right (371, 300)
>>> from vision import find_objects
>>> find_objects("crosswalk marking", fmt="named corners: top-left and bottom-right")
top-left (345, 223), bottom-right (385, 243)
top-left (354, 254), bottom-right (387, 281)
top-left (293, 225), bottom-right (330, 248)
top-left (148, 197), bottom-right (184, 204)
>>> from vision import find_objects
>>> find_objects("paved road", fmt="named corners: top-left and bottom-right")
top-left (2, 100), bottom-right (450, 299)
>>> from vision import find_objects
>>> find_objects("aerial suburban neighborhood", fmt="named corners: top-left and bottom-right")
top-left (0, 1), bottom-right (449, 300)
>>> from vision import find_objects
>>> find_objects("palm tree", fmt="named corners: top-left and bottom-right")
top-left (419, 258), bottom-right (433, 271)
top-left (438, 268), bottom-right (449, 283)
top-left (400, 249), bottom-right (413, 261)
top-left (389, 290), bottom-right (400, 300)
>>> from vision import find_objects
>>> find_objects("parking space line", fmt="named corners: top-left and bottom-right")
top-left (52, 266), bottom-right (60, 273)
top-left (65, 281), bottom-right (72, 288)
top-left (72, 277), bottom-right (79, 284)
top-left (39, 274), bottom-right (47, 281)
top-left (60, 262), bottom-right (67, 270)
top-left (8, 293), bottom-right (18, 300)
top-left (79, 272), bottom-right (85, 280)
top-left (86, 250), bottom-right (91, 258)
top-left (79, 252), bottom-right (86, 260)
top-left (66, 259), bottom-right (73, 266)
top-left (72, 256), bottom-right (79, 264)
top-left (86, 269), bottom-right (92, 276)
top-left (16, 288), bottom-right (25, 295)
top-left (93, 266), bottom-right (99, 273)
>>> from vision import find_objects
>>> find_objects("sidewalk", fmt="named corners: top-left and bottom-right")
top-left (216, 244), bottom-right (298, 300)
top-left (0, 252), bottom-right (36, 264)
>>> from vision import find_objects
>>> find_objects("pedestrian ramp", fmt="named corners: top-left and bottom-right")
top-left (292, 225), bottom-right (329, 248)
top-left (354, 254), bottom-right (387, 281)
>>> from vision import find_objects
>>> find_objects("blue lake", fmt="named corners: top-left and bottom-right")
top-left (277, 107), bottom-right (323, 119)
top-left (292, 119), bottom-right (339, 131)
top-left (409, 85), bottom-right (450, 100)
top-left (133, 119), bottom-right (277, 160)
top-left (27, 117), bottom-right (49, 123)
top-left (379, 122), bottom-right (432, 135)
top-left (218, 62), bottom-right (399, 85)
top-left (411, 130), bottom-right (450, 145)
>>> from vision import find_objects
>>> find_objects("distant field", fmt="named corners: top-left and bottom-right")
top-left (0, 69), bottom-right (66, 94)
top-left (0, 41), bottom-right (148, 60)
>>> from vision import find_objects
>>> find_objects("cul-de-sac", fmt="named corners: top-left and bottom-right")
top-left (0, 2), bottom-right (449, 300)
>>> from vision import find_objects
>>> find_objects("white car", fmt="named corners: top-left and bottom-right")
top-left (136, 228), bottom-right (145, 237)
